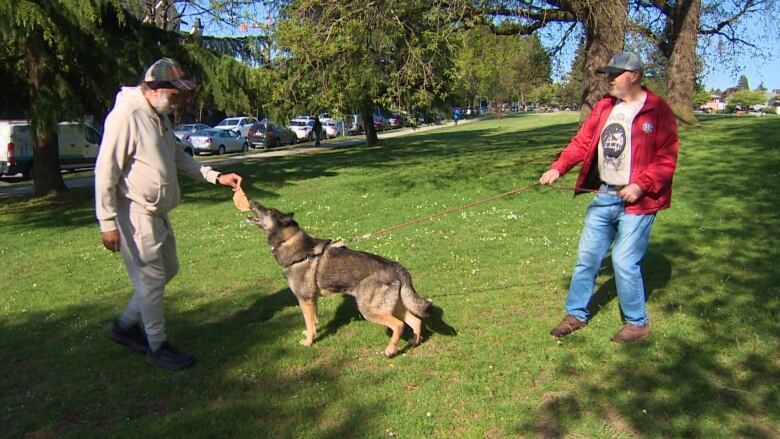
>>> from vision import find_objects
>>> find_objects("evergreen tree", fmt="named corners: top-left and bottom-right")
top-left (737, 75), bottom-right (750, 90)
top-left (0, 0), bottom-right (261, 196)
top-left (0, 0), bottom-right (126, 196)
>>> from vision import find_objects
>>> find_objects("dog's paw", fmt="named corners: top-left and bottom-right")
top-left (300, 338), bottom-right (314, 347)
top-left (382, 349), bottom-right (398, 359)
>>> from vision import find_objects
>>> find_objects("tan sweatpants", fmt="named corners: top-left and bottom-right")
top-left (116, 208), bottom-right (179, 348)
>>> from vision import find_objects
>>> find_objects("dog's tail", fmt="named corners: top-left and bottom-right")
top-left (399, 269), bottom-right (431, 318)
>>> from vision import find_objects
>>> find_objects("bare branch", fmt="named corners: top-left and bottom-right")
top-left (546, 21), bottom-right (578, 58)
top-left (699, 0), bottom-right (767, 35)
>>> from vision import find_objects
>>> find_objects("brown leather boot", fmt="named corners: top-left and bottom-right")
top-left (611, 323), bottom-right (651, 343)
top-left (550, 315), bottom-right (587, 337)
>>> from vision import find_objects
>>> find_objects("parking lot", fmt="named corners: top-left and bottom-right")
top-left (0, 118), bottom-right (472, 198)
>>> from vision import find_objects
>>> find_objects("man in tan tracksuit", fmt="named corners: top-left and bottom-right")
top-left (95, 58), bottom-right (242, 370)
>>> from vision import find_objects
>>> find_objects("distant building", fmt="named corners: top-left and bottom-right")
top-left (701, 95), bottom-right (726, 114)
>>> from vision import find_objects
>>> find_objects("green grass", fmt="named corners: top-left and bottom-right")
top-left (1, 112), bottom-right (778, 437)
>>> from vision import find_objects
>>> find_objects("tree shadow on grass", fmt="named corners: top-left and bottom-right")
top-left (585, 251), bottom-right (672, 323)
top-left (0, 281), bottom-right (393, 438)
top-left (2, 115), bottom-right (580, 232)
top-left (519, 116), bottom-right (780, 437)
top-left (316, 295), bottom-right (363, 342)
top-left (317, 297), bottom-right (458, 350)
top-left (178, 119), bottom-right (580, 208)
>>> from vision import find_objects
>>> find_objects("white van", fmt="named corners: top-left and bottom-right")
top-left (0, 121), bottom-right (102, 179)
top-left (213, 116), bottom-right (258, 138)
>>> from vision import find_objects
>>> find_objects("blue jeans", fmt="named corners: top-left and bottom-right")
top-left (565, 185), bottom-right (655, 326)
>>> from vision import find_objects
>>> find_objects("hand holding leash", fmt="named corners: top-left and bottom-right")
top-left (617, 183), bottom-right (644, 203)
top-left (539, 169), bottom-right (560, 185)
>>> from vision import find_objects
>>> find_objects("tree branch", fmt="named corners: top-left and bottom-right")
top-left (699, 0), bottom-right (765, 35)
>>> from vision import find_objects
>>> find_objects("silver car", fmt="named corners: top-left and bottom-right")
top-left (188, 129), bottom-right (249, 155)
top-left (174, 123), bottom-right (211, 140)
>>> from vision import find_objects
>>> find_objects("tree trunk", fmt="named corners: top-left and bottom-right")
top-left (26, 41), bottom-right (66, 197)
top-left (575, 0), bottom-right (628, 122)
top-left (663, 0), bottom-right (701, 125)
top-left (360, 100), bottom-right (378, 146)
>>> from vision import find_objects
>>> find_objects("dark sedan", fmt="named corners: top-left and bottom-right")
top-left (247, 122), bottom-right (297, 148)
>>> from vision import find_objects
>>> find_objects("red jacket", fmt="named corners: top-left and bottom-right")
top-left (551, 89), bottom-right (679, 214)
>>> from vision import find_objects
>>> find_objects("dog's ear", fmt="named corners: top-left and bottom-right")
top-left (279, 212), bottom-right (296, 226)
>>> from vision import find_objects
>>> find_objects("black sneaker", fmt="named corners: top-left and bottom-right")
top-left (146, 341), bottom-right (195, 370)
top-left (106, 320), bottom-right (149, 353)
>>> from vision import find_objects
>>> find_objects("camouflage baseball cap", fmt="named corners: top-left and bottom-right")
top-left (143, 57), bottom-right (195, 91)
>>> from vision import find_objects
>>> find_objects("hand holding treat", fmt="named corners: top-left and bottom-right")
top-left (233, 186), bottom-right (251, 212)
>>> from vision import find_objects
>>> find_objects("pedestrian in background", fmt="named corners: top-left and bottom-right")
top-left (539, 52), bottom-right (679, 343)
top-left (95, 58), bottom-right (243, 370)
top-left (313, 116), bottom-right (323, 147)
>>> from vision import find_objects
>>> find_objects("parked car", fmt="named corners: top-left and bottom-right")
top-left (173, 123), bottom-right (211, 140)
top-left (345, 114), bottom-right (363, 135)
top-left (322, 120), bottom-right (343, 138)
top-left (387, 113), bottom-right (404, 129)
top-left (187, 129), bottom-right (249, 155)
top-left (373, 115), bottom-right (389, 132)
top-left (176, 138), bottom-right (194, 156)
top-left (289, 119), bottom-right (317, 141)
top-left (213, 117), bottom-right (258, 138)
top-left (0, 120), bottom-right (101, 179)
top-left (247, 122), bottom-right (297, 148)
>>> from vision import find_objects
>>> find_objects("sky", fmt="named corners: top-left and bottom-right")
top-left (701, 55), bottom-right (780, 92)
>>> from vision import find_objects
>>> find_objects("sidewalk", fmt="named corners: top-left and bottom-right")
top-left (0, 118), bottom-right (475, 198)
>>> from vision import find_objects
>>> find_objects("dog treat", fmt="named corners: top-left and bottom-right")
top-left (233, 187), bottom-right (251, 212)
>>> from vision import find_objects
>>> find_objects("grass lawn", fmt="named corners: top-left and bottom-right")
top-left (1, 112), bottom-right (778, 437)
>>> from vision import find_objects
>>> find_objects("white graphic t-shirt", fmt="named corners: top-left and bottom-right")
top-left (598, 93), bottom-right (647, 185)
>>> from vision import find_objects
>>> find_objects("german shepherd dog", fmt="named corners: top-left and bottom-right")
top-left (246, 201), bottom-right (431, 357)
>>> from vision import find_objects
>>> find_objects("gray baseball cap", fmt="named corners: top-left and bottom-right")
top-left (596, 52), bottom-right (644, 74)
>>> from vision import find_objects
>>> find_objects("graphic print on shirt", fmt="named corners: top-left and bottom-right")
top-left (600, 122), bottom-right (626, 172)
top-left (597, 94), bottom-right (645, 186)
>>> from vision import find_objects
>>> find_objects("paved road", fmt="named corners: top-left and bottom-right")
top-left (0, 119), bottom-right (473, 199)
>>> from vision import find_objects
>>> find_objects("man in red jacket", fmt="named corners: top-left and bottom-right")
top-left (539, 52), bottom-right (679, 343)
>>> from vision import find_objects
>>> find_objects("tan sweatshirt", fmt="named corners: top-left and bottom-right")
top-left (95, 86), bottom-right (221, 232)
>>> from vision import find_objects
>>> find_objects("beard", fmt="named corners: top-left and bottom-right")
top-left (152, 93), bottom-right (175, 114)
top-left (609, 84), bottom-right (629, 100)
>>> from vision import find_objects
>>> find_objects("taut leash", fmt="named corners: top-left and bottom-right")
top-left (349, 182), bottom-right (540, 242)
top-left (347, 182), bottom-right (616, 243)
